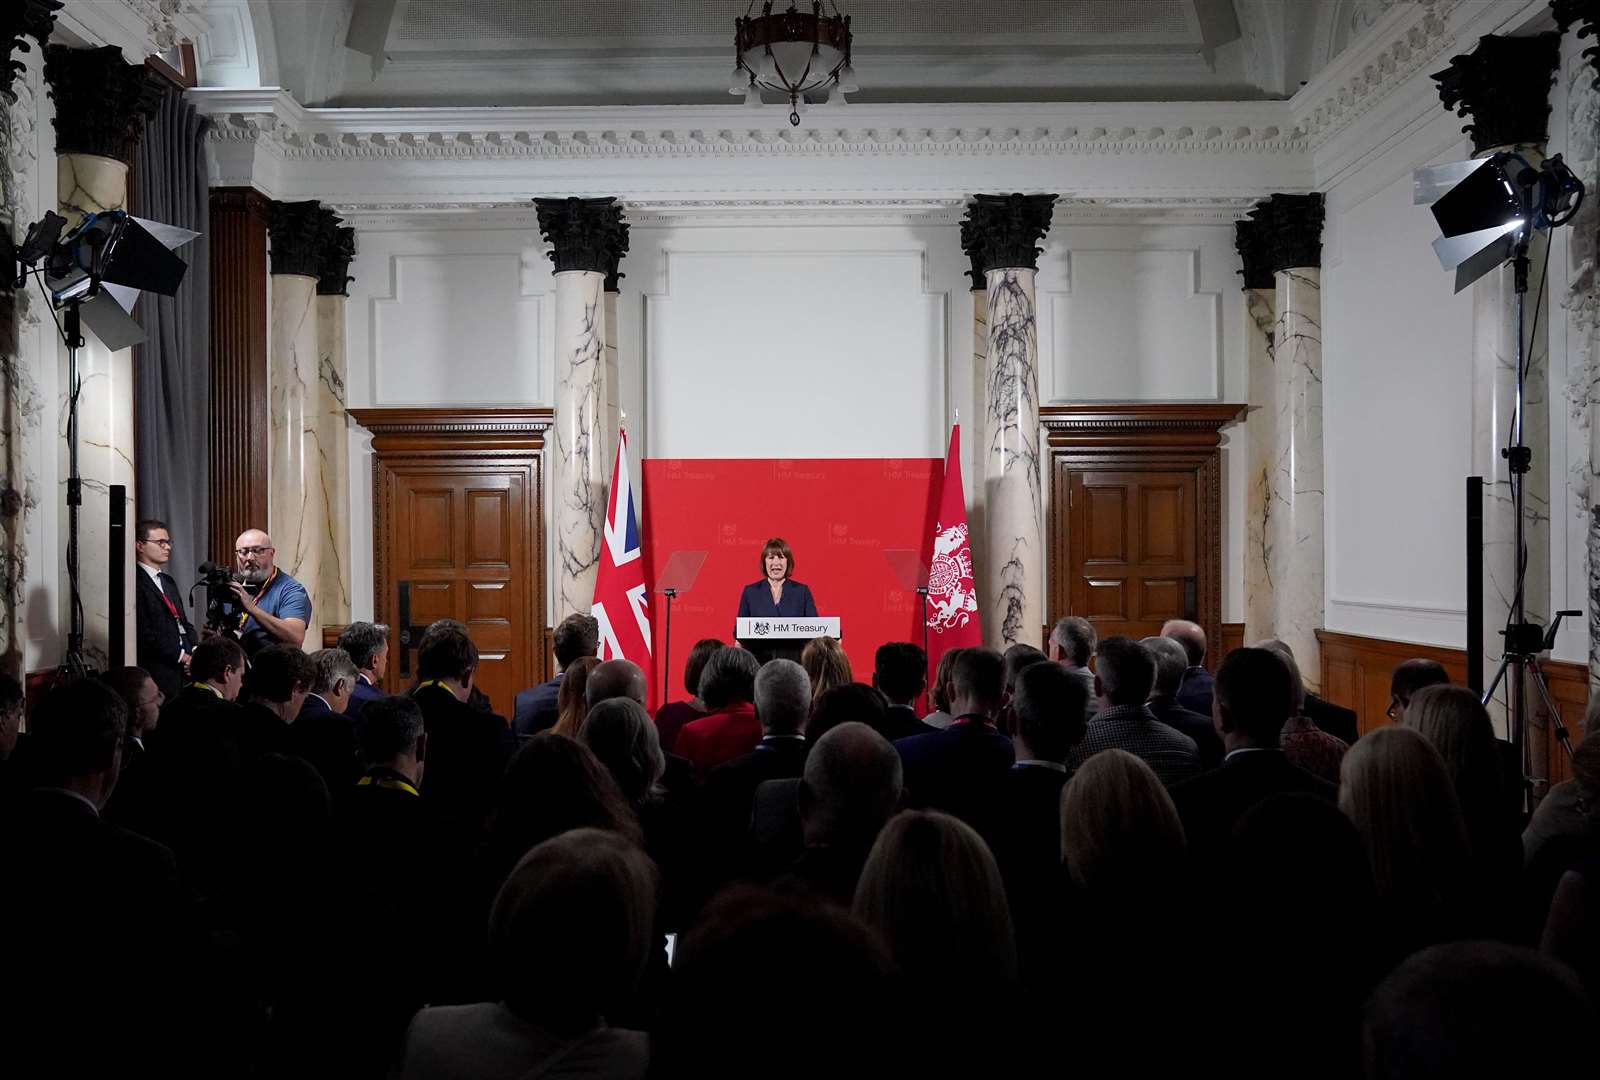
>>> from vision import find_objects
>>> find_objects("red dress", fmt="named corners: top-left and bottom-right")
top-left (675, 701), bottom-right (761, 777)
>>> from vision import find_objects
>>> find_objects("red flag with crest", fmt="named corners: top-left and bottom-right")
top-left (925, 423), bottom-right (982, 690)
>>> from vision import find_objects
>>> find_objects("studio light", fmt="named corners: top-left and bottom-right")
top-left (731, 1), bottom-right (855, 126)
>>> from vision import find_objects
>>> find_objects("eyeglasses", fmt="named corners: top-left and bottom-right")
top-left (1385, 695), bottom-right (1403, 721)
top-left (235, 546), bottom-right (273, 557)
top-left (140, 538), bottom-right (172, 548)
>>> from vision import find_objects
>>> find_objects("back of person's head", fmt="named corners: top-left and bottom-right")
top-left (1161, 619), bottom-right (1207, 666)
top-left (1363, 942), bottom-right (1595, 1078)
top-left (1002, 643), bottom-right (1049, 693)
top-left (578, 698), bottom-right (664, 805)
top-left (1572, 729), bottom-right (1600, 794)
top-left (415, 618), bottom-right (468, 656)
top-left (552, 613), bottom-right (600, 670)
top-left (336, 621), bottom-right (389, 671)
top-left (1250, 638), bottom-right (1307, 716)
top-left (1062, 748), bottom-right (1186, 893)
top-left (1094, 636), bottom-right (1156, 707)
top-left (309, 647), bottom-right (359, 696)
top-left (1389, 659), bottom-right (1451, 717)
top-left (1140, 635), bottom-right (1189, 699)
top-left (1051, 616), bottom-right (1096, 666)
top-left (32, 678), bottom-right (127, 786)
top-left (492, 733), bottom-right (642, 855)
top-left (682, 637), bottom-right (725, 700)
top-left (100, 665), bottom-right (153, 718)
top-left (800, 721), bottom-right (902, 845)
top-left (754, 658), bottom-right (811, 736)
top-left (807, 682), bottom-right (889, 745)
top-left (1214, 647), bottom-right (1295, 744)
top-left (872, 642), bottom-right (927, 706)
top-left (584, 658), bottom-right (647, 708)
top-left (657, 885), bottom-right (893, 1076)
top-left (698, 645), bottom-right (760, 710)
top-left (416, 624), bottom-right (477, 683)
top-left (1338, 727), bottom-right (1470, 905)
top-left (800, 635), bottom-right (852, 701)
top-left (950, 646), bottom-right (1004, 713)
top-left (242, 644), bottom-right (317, 704)
top-left (853, 809), bottom-right (1017, 990)
top-left (930, 646), bottom-right (966, 714)
top-left (1404, 684), bottom-right (1505, 831)
top-left (359, 695), bottom-right (425, 766)
top-left (189, 636), bottom-right (245, 684)
top-left (553, 655), bottom-right (600, 738)
top-left (489, 828), bottom-right (657, 1037)
top-left (1228, 793), bottom-right (1377, 941)
top-left (1013, 660), bottom-right (1090, 761)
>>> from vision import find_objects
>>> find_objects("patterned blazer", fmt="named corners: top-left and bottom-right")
top-left (1068, 704), bottom-right (1202, 787)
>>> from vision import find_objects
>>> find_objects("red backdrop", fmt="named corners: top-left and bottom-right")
top-left (640, 457), bottom-right (942, 711)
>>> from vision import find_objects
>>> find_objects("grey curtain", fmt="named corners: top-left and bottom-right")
top-left (133, 90), bottom-right (210, 594)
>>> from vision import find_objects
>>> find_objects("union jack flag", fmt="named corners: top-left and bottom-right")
top-left (592, 428), bottom-right (652, 666)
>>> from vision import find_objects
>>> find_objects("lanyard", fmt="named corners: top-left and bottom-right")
top-left (415, 680), bottom-right (452, 694)
top-left (357, 774), bottom-right (420, 797)
top-left (950, 713), bottom-right (996, 730)
top-left (194, 683), bottom-right (222, 699)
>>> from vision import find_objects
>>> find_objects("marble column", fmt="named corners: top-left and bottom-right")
top-left (43, 45), bottom-right (161, 670)
top-left (960, 220), bottom-right (989, 577)
top-left (600, 221), bottom-right (629, 495)
top-left (535, 197), bottom-right (625, 621)
top-left (1237, 216), bottom-right (1278, 644)
top-left (963, 193), bottom-right (1057, 650)
top-left (266, 200), bottom-right (326, 648)
top-left (314, 215), bottom-right (356, 627)
top-left (1434, 33), bottom-right (1560, 741)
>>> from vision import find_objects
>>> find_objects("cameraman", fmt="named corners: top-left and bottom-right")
top-left (231, 529), bottom-right (311, 656)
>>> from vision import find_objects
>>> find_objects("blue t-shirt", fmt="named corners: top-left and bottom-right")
top-left (239, 569), bottom-right (312, 656)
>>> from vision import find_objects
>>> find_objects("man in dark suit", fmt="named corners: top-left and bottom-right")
top-left (512, 612), bottom-right (597, 739)
top-left (779, 721), bottom-right (903, 905)
top-left (1142, 635), bottom-right (1224, 769)
top-left (1387, 657), bottom-right (1451, 727)
top-left (237, 644), bottom-right (315, 763)
top-left (336, 620), bottom-right (391, 723)
top-left (1162, 618), bottom-right (1215, 719)
top-left (704, 659), bottom-right (811, 875)
top-left (872, 642), bottom-right (938, 741)
top-left (412, 623), bottom-right (515, 836)
top-left (134, 518), bottom-right (197, 699)
top-left (1069, 636), bottom-right (1201, 787)
top-left (294, 648), bottom-right (364, 795)
top-left (894, 647), bottom-right (1015, 832)
top-left (1170, 647), bottom-right (1337, 857)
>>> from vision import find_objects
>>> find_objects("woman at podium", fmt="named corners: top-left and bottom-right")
top-left (737, 537), bottom-right (818, 618)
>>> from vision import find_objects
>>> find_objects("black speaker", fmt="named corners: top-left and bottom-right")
top-left (1466, 476), bottom-right (1483, 695)
top-left (109, 484), bottom-right (126, 667)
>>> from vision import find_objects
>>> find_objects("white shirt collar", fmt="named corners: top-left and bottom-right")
top-left (763, 733), bottom-right (805, 742)
top-left (1015, 759), bottom-right (1070, 773)
top-left (1224, 747), bottom-right (1276, 763)
top-left (138, 561), bottom-right (163, 583)
top-left (308, 693), bottom-right (331, 710)
top-left (129, 735), bottom-right (145, 751)
top-left (36, 786), bottom-right (99, 815)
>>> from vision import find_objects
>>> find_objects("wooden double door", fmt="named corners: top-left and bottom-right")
top-left (352, 408), bottom-right (551, 712)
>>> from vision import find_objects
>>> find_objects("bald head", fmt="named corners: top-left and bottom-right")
top-left (1161, 619), bottom-right (1207, 668)
top-left (586, 659), bottom-right (647, 708)
top-left (798, 721), bottom-right (902, 846)
top-left (234, 528), bottom-right (277, 580)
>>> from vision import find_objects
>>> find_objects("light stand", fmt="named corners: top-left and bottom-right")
top-left (59, 299), bottom-right (87, 678)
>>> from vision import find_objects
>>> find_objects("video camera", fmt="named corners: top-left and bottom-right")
top-left (195, 560), bottom-right (244, 636)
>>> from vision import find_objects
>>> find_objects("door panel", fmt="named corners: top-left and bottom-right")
top-left (1068, 469), bottom-right (1198, 643)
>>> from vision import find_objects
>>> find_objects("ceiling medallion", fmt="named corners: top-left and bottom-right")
top-left (730, 1), bottom-right (856, 126)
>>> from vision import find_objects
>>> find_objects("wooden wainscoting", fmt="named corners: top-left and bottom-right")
top-left (1317, 629), bottom-right (1590, 786)
top-left (1220, 622), bottom-right (1244, 659)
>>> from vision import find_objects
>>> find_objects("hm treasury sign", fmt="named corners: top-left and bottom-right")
top-left (734, 617), bottom-right (841, 640)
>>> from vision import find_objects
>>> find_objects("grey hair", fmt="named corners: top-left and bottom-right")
top-left (1051, 616), bottom-right (1097, 666)
top-left (1251, 638), bottom-right (1306, 716)
top-left (755, 659), bottom-right (811, 736)
top-left (580, 698), bottom-right (666, 804)
top-left (1139, 636), bottom-right (1189, 698)
top-left (336, 621), bottom-right (390, 671)
top-left (698, 646), bottom-right (761, 709)
top-left (310, 647), bottom-right (360, 696)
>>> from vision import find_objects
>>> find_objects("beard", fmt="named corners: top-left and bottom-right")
top-left (237, 566), bottom-right (270, 585)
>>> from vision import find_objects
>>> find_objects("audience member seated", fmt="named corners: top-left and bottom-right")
top-left (0, 671), bottom-right (23, 798)
top-left (805, 680), bottom-right (888, 746)
top-left (411, 624), bottom-right (515, 836)
top-left (237, 644), bottom-right (316, 761)
top-left (894, 646), bottom-right (1015, 830)
top-left (921, 645), bottom-right (965, 729)
top-left (1386, 657), bottom-right (1450, 725)
top-left (853, 809), bottom-right (1017, 1071)
top-left (774, 721), bottom-right (903, 905)
top-left (1362, 942), bottom-right (1595, 1079)
top-left (512, 612), bottom-right (597, 739)
top-left (1141, 635), bottom-right (1224, 768)
top-left (1303, 681), bottom-right (1360, 747)
top-left (586, 658), bottom-right (648, 708)
top-left (653, 885), bottom-right (894, 1079)
top-left (292, 647), bottom-right (363, 795)
top-left (1255, 638), bottom-right (1349, 783)
top-left (1048, 616), bottom-right (1099, 728)
top-left (551, 655), bottom-right (600, 739)
top-left (1541, 853), bottom-right (1600, 998)
top-left (1069, 636), bottom-right (1200, 786)
top-left (336, 620), bottom-right (391, 722)
top-left (398, 829), bottom-right (657, 1080)
top-left (1339, 726), bottom-right (1475, 963)
top-left (4, 679), bottom-right (194, 1076)
top-left (1524, 730), bottom-right (1600, 910)
top-left (1172, 647), bottom-right (1336, 856)
top-left (676, 646), bottom-right (762, 776)
top-left (1161, 618), bottom-right (1213, 718)
top-left (99, 665), bottom-right (162, 823)
top-left (999, 642), bottom-right (1049, 734)
top-left (653, 637), bottom-right (722, 752)
top-left (160, 635), bottom-right (245, 725)
top-left (800, 634), bottom-right (852, 701)
top-left (872, 641), bottom-right (937, 740)
top-left (704, 660), bottom-right (811, 866)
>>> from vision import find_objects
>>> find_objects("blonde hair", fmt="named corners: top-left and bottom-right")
top-left (852, 809), bottom-right (1016, 988)
top-left (801, 636), bottom-right (853, 701)
top-left (1339, 726), bottom-right (1470, 904)
top-left (552, 655), bottom-right (600, 739)
top-left (1061, 749), bottom-right (1186, 891)
top-left (1405, 684), bottom-right (1505, 840)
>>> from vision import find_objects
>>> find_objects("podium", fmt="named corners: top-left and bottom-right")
top-left (735, 616), bottom-right (842, 664)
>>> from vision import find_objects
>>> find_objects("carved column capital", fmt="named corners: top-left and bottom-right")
top-left (315, 210), bottom-right (356, 296)
top-left (1234, 217), bottom-right (1276, 290)
top-left (533, 196), bottom-right (624, 275)
top-left (1246, 193), bottom-right (1324, 272)
top-left (1553, 1), bottom-right (1600, 90)
top-left (43, 44), bottom-right (165, 164)
top-left (267, 200), bottom-right (324, 278)
top-left (604, 219), bottom-right (630, 293)
top-left (1432, 33), bottom-right (1561, 155)
top-left (2, 0), bottom-right (60, 104)
top-left (958, 216), bottom-right (987, 289)
top-left (962, 192), bottom-right (1058, 273)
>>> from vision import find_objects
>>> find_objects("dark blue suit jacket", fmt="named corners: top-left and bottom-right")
top-left (894, 718), bottom-right (1015, 833)
top-left (346, 676), bottom-right (385, 721)
top-left (512, 674), bottom-right (562, 739)
top-left (737, 580), bottom-right (818, 618)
